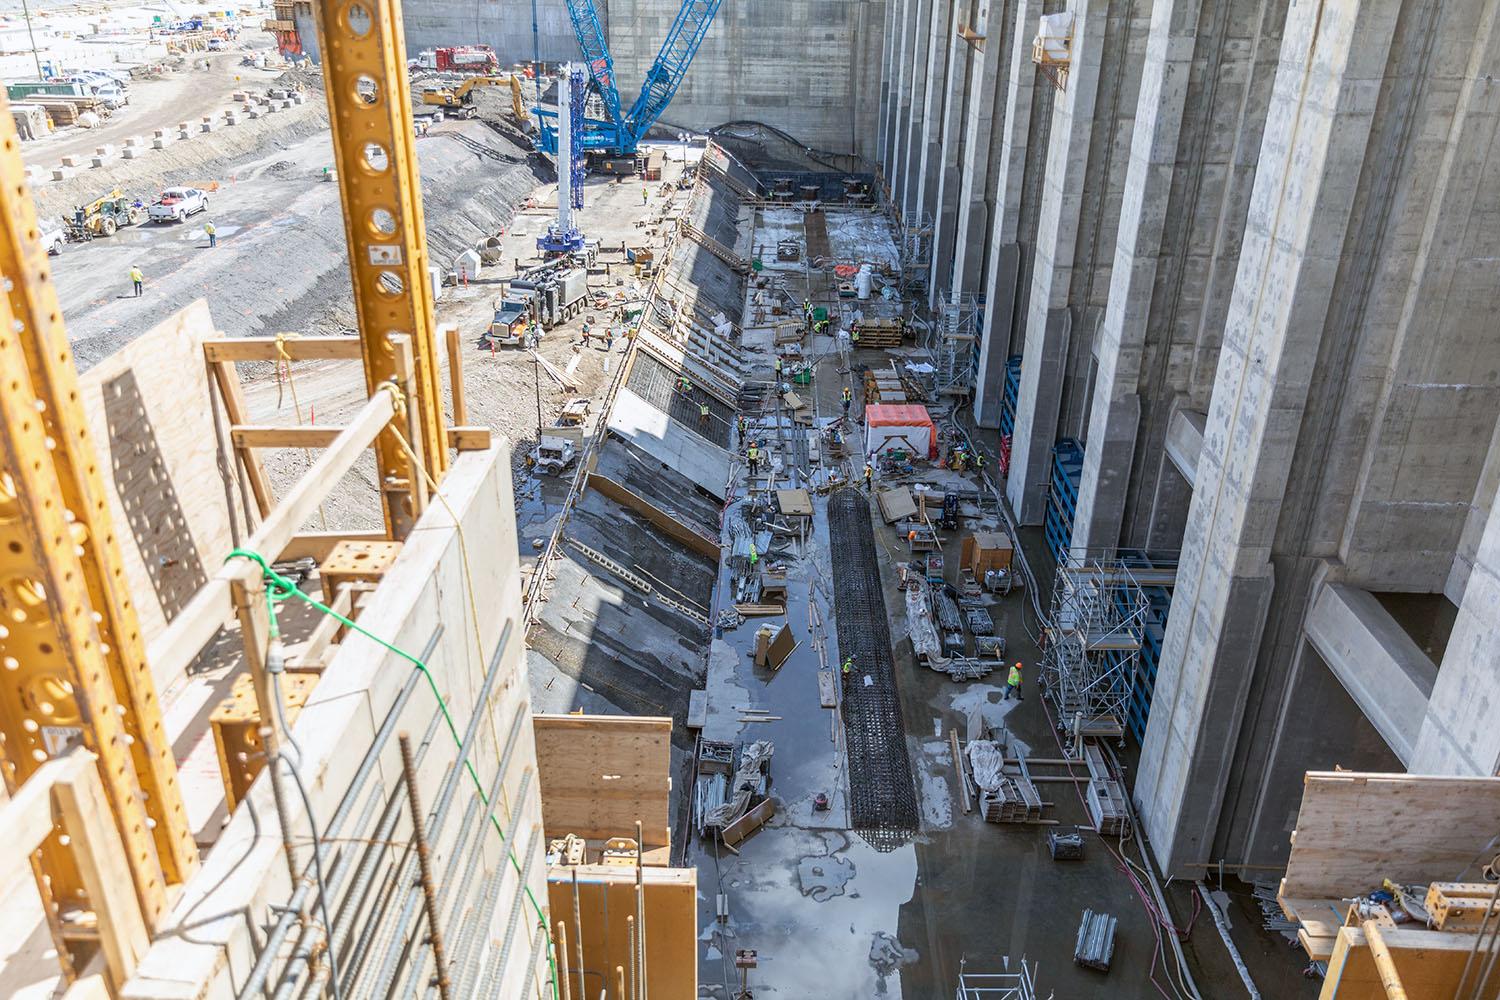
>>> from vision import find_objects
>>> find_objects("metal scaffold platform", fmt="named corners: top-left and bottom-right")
top-left (1040, 556), bottom-right (1169, 742)
top-left (898, 210), bottom-right (932, 297)
top-left (953, 956), bottom-right (1043, 999)
top-left (925, 295), bottom-right (979, 397)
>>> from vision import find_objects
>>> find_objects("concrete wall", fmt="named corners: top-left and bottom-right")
top-left (605, 0), bottom-right (889, 156)
top-left (123, 445), bottom-right (551, 997)
top-left (401, 0), bottom-right (581, 66)
top-left (1135, 0), bottom-right (1500, 876)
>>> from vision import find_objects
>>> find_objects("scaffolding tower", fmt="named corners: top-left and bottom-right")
top-left (1040, 557), bottom-right (1164, 740)
top-left (954, 956), bottom-right (1042, 999)
top-left (925, 295), bottom-right (979, 396)
top-left (899, 210), bottom-right (933, 296)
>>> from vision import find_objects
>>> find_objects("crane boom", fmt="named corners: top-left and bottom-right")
top-left (541, 0), bottom-right (726, 157)
top-left (562, 0), bottom-right (624, 128)
top-left (625, 0), bottom-right (724, 138)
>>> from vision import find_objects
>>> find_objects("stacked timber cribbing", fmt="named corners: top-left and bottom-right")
top-left (828, 488), bottom-right (919, 850)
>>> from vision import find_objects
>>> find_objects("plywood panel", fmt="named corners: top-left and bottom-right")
top-left (1284, 772), bottom-right (1500, 899)
top-left (533, 714), bottom-right (672, 848)
top-left (547, 864), bottom-right (697, 999)
top-left (79, 299), bottom-right (241, 650)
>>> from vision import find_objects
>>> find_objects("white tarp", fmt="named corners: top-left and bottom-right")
top-left (1035, 12), bottom-right (1073, 60)
top-left (966, 739), bottom-right (1005, 793)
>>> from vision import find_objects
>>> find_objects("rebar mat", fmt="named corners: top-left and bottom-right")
top-left (828, 488), bottom-right (919, 850)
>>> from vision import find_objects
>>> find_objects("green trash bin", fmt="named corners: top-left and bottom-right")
top-left (812, 306), bottom-right (829, 323)
top-left (793, 369), bottom-right (812, 385)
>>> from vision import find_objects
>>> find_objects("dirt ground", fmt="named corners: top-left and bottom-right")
top-left (238, 146), bottom-right (698, 526)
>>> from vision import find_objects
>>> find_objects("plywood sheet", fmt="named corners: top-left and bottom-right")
top-left (1283, 772), bottom-right (1500, 899)
top-left (776, 489), bottom-right (813, 517)
top-left (79, 299), bottom-right (241, 650)
top-left (547, 864), bottom-right (697, 999)
top-left (877, 486), bottom-right (917, 523)
top-left (533, 714), bottom-right (673, 848)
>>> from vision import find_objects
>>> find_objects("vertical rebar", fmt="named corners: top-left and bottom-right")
top-left (627, 917), bottom-right (637, 1000)
top-left (398, 733), bottom-right (453, 1000)
top-left (555, 921), bottom-right (572, 1000)
top-left (635, 820), bottom-right (648, 1000)
top-left (572, 868), bottom-right (586, 1000)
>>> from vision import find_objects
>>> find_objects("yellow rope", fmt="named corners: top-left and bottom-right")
top-left (274, 332), bottom-right (330, 531)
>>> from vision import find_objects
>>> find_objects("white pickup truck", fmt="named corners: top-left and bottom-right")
top-left (39, 222), bottom-right (65, 255)
top-left (148, 187), bottom-right (209, 223)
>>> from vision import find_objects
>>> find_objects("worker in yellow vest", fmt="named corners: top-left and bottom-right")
top-left (204, 220), bottom-right (217, 247)
top-left (699, 401), bottom-right (710, 425)
top-left (1006, 661), bottom-right (1024, 701)
top-left (863, 461), bottom-right (873, 491)
top-left (128, 264), bottom-right (143, 297)
top-left (747, 442), bottom-right (760, 477)
top-left (841, 386), bottom-right (852, 416)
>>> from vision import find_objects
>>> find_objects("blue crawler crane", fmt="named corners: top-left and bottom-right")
top-left (535, 0), bottom-right (726, 160)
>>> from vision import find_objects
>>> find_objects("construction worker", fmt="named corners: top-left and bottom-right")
top-left (851, 325), bottom-right (860, 346)
top-left (677, 374), bottom-right (693, 394)
top-left (737, 414), bottom-right (748, 441)
top-left (841, 385), bottom-right (852, 416)
top-left (1006, 661), bottom-right (1024, 701)
top-left (863, 461), bottom-right (873, 491)
top-left (747, 442), bottom-right (760, 477)
top-left (973, 450), bottom-right (986, 472)
top-left (699, 401), bottom-right (710, 425)
top-left (204, 220), bottom-right (217, 248)
top-left (641, 185), bottom-right (650, 205)
top-left (802, 298), bottom-right (811, 321)
top-left (580, 321), bottom-right (591, 345)
top-left (842, 654), bottom-right (853, 678)
top-left (605, 327), bottom-right (615, 351)
top-left (773, 356), bottom-right (783, 380)
top-left (128, 264), bottom-right (143, 297)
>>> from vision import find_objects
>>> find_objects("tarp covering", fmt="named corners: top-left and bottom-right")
top-left (865, 403), bottom-right (936, 459)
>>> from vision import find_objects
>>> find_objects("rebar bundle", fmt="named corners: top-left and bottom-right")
top-left (828, 488), bottom-right (919, 850)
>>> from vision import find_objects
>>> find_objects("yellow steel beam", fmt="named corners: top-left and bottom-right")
top-left (311, 0), bottom-right (449, 536)
top-left (0, 97), bottom-right (196, 932)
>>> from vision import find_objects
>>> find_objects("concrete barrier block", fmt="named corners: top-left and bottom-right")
top-left (94, 144), bottom-right (114, 158)
top-left (177, 128), bottom-right (191, 141)
top-left (245, 107), bottom-right (261, 119)
top-left (122, 136), bottom-right (140, 147)
top-left (178, 122), bottom-right (190, 131)
top-left (200, 119), bottom-right (215, 133)
top-left (90, 156), bottom-right (106, 168)
top-left (224, 111), bottom-right (238, 125)
top-left (152, 128), bottom-right (166, 139)
top-left (232, 90), bottom-right (247, 101)
top-left (121, 146), bottom-right (141, 159)
top-left (153, 136), bottom-right (170, 149)
top-left (291, 92), bottom-right (305, 105)
top-left (59, 154), bottom-right (78, 167)
top-left (52, 167), bottom-right (73, 181)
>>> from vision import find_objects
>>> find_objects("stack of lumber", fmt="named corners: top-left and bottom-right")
top-left (852, 316), bottom-right (904, 347)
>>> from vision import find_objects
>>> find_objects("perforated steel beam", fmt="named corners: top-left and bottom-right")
top-left (312, 0), bottom-right (448, 536)
top-left (0, 96), bottom-right (195, 934)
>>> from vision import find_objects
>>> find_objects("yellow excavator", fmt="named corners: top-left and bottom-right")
top-left (63, 187), bottom-right (146, 240)
top-left (420, 75), bottom-right (527, 124)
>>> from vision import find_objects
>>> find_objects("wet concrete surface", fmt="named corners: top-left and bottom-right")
top-left (688, 341), bottom-right (1321, 997)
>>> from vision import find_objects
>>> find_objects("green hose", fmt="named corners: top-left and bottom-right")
top-left (226, 548), bottom-right (561, 999)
